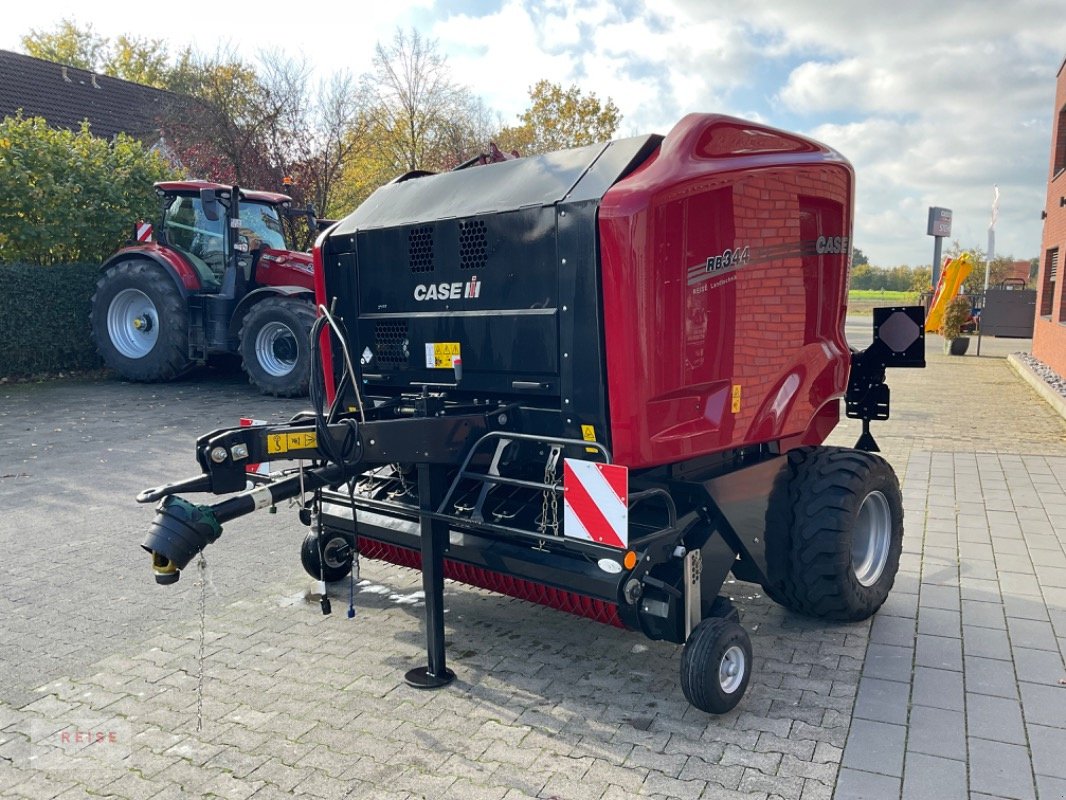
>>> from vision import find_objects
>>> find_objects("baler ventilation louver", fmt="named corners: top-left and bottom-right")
top-left (408, 226), bottom-right (433, 273)
top-left (458, 219), bottom-right (487, 270)
top-left (374, 322), bottom-right (409, 367)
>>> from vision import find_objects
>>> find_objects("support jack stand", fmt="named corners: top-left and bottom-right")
top-left (404, 463), bottom-right (455, 690)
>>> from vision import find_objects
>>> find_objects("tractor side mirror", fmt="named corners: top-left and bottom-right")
top-left (200, 188), bottom-right (221, 222)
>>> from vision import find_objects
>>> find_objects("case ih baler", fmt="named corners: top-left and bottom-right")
top-left (139, 114), bottom-right (924, 713)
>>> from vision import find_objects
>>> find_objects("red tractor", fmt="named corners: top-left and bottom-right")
top-left (90, 181), bottom-right (323, 396)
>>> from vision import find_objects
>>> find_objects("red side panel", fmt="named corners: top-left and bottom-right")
top-left (599, 114), bottom-right (853, 469)
top-left (312, 237), bottom-right (335, 401)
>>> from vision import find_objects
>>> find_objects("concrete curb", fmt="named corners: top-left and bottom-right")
top-left (1006, 352), bottom-right (1066, 422)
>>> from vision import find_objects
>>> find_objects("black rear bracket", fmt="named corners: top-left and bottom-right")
top-left (845, 306), bottom-right (925, 451)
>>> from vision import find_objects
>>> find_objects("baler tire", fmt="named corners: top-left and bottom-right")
top-left (89, 260), bottom-right (191, 381)
top-left (300, 531), bottom-right (355, 583)
top-left (680, 618), bottom-right (752, 714)
top-left (239, 298), bottom-right (315, 397)
top-left (765, 446), bottom-right (903, 621)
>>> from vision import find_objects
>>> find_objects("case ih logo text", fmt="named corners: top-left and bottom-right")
top-left (414, 276), bottom-right (482, 301)
top-left (815, 236), bottom-right (849, 255)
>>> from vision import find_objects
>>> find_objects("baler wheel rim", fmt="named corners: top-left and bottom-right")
top-left (852, 489), bottom-right (891, 586)
top-left (718, 645), bottom-right (746, 694)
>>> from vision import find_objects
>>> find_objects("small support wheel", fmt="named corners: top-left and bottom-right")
top-left (680, 618), bottom-right (752, 714)
top-left (300, 531), bottom-right (354, 582)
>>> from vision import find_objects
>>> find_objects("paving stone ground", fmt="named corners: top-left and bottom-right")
top-left (1, 322), bottom-right (1065, 800)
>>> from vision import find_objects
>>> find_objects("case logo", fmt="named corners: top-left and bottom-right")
top-left (414, 276), bottom-right (482, 301)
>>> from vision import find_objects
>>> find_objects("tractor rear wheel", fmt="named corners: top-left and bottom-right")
top-left (764, 446), bottom-right (903, 621)
top-left (90, 260), bottom-right (191, 381)
top-left (238, 298), bottom-right (315, 397)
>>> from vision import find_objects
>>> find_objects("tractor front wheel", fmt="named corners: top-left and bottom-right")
top-left (764, 447), bottom-right (904, 621)
top-left (238, 298), bottom-right (315, 397)
top-left (90, 260), bottom-right (191, 381)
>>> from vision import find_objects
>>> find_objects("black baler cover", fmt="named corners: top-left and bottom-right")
top-left (330, 136), bottom-right (660, 234)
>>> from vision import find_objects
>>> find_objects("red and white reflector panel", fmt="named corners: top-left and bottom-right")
top-left (562, 459), bottom-right (628, 549)
top-left (240, 417), bottom-right (270, 479)
top-left (135, 221), bottom-right (153, 243)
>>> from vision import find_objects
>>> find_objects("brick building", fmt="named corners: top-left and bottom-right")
top-left (1036, 56), bottom-right (1066, 376)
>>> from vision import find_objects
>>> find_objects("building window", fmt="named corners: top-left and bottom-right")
top-left (1057, 106), bottom-right (1066, 176)
top-left (1042, 247), bottom-right (1058, 317)
top-left (1061, 250), bottom-right (1066, 322)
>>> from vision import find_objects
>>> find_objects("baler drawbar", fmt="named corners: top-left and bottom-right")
top-left (140, 113), bottom-right (925, 713)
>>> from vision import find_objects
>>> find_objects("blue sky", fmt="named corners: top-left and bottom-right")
top-left (4, 0), bottom-right (1066, 267)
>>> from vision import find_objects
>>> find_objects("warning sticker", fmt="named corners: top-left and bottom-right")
top-left (731, 385), bottom-right (742, 414)
top-left (266, 431), bottom-right (318, 455)
top-left (581, 424), bottom-right (598, 453)
top-left (425, 342), bottom-right (461, 369)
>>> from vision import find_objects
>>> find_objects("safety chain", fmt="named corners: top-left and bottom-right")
top-left (539, 445), bottom-right (562, 535)
top-left (195, 552), bottom-right (207, 733)
top-left (394, 464), bottom-right (414, 498)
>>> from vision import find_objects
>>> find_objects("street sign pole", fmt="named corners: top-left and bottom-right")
top-left (928, 206), bottom-right (953, 288)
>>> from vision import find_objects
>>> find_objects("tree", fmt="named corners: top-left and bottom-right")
top-left (255, 53), bottom-right (372, 222)
top-left (103, 35), bottom-right (173, 88)
top-left (849, 264), bottom-right (876, 290)
top-left (22, 21), bottom-right (171, 88)
top-left (851, 246), bottom-right (869, 267)
top-left (0, 115), bottom-right (176, 264)
top-left (329, 29), bottom-right (502, 215)
top-left (163, 49), bottom-right (282, 188)
top-left (909, 266), bottom-right (932, 292)
top-left (21, 19), bottom-right (106, 70)
top-left (496, 80), bottom-right (621, 156)
top-left (364, 29), bottom-right (488, 174)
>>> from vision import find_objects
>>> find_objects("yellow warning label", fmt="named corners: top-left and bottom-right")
top-left (581, 425), bottom-right (597, 442)
top-left (731, 385), bottom-right (742, 414)
top-left (266, 431), bottom-right (318, 455)
top-left (425, 342), bottom-right (461, 369)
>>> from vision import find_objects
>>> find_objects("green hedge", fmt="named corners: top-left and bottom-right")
top-left (0, 115), bottom-right (176, 265)
top-left (0, 262), bottom-right (103, 377)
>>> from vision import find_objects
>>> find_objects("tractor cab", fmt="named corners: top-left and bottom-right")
top-left (154, 181), bottom-right (305, 299)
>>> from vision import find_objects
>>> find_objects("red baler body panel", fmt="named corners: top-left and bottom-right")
top-left (599, 114), bottom-right (853, 468)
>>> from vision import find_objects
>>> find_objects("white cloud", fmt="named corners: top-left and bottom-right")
top-left (430, 0), bottom-right (579, 123)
